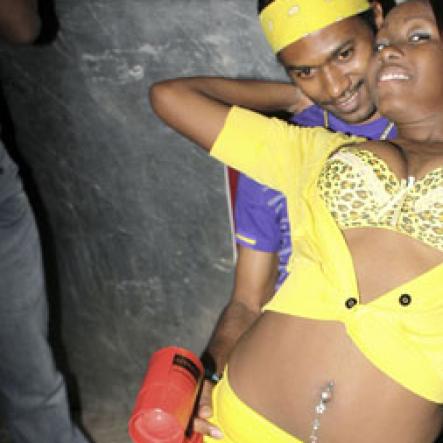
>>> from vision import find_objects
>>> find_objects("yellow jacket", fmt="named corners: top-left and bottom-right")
top-left (210, 106), bottom-right (443, 403)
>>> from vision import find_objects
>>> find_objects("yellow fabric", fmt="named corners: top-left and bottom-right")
top-left (318, 146), bottom-right (443, 251)
top-left (204, 369), bottom-right (303, 443)
top-left (210, 106), bottom-right (443, 403)
top-left (259, 0), bottom-right (371, 53)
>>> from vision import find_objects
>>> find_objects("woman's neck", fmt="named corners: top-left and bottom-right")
top-left (395, 112), bottom-right (443, 147)
top-left (387, 112), bottom-right (443, 176)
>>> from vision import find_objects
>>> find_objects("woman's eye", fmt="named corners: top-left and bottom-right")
top-left (409, 32), bottom-right (431, 43)
top-left (374, 42), bottom-right (387, 53)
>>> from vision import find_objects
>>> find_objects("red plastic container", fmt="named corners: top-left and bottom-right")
top-left (129, 347), bottom-right (204, 443)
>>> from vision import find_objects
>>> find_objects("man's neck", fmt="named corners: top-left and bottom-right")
top-left (359, 110), bottom-right (383, 125)
top-left (327, 109), bottom-right (384, 127)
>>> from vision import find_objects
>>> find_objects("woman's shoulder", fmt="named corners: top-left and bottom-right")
top-left (335, 139), bottom-right (406, 177)
top-left (350, 140), bottom-right (403, 161)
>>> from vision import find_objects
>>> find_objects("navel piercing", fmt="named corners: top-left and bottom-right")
top-left (309, 381), bottom-right (334, 443)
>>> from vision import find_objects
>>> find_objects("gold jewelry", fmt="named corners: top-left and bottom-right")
top-left (323, 110), bottom-right (329, 129)
top-left (380, 121), bottom-right (394, 140)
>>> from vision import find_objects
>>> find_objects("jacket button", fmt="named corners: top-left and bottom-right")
top-left (345, 297), bottom-right (358, 309)
top-left (399, 294), bottom-right (412, 306)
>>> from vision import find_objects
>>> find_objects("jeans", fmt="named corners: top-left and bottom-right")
top-left (0, 144), bottom-right (88, 443)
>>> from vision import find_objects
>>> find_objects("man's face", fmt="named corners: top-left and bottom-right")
top-left (279, 15), bottom-right (377, 124)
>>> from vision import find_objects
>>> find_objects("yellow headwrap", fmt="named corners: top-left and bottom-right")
top-left (260, 0), bottom-right (371, 53)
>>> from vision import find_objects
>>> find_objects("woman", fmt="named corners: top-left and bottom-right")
top-left (150, 1), bottom-right (443, 442)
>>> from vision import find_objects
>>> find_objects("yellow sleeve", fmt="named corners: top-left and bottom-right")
top-left (210, 106), bottom-right (362, 194)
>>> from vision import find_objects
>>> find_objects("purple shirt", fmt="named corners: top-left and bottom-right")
top-left (234, 105), bottom-right (397, 289)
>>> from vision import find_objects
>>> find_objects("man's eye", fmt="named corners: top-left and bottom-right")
top-left (409, 32), bottom-right (431, 43)
top-left (338, 48), bottom-right (353, 60)
top-left (295, 68), bottom-right (313, 79)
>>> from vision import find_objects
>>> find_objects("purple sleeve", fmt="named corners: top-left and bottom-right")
top-left (233, 105), bottom-right (325, 253)
top-left (234, 173), bottom-right (282, 252)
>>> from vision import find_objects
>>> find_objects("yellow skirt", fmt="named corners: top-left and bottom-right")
top-left (204, 369), bottom-right (303, 443)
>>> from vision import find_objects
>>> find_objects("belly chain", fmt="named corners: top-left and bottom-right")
top-left (309, 381), bottom-right (334, 443)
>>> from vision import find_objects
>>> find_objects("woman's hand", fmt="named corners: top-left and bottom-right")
top-left (193, 380), bottom-right (223, 439)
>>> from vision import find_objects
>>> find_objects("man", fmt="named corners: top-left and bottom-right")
top-left (191, 0), bottom-right (396, 438)
top-left (0, 2), bottom-right (90, 442)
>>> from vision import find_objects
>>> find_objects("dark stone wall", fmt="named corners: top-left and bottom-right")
top-left (0, 0), bottom-right (284, 415)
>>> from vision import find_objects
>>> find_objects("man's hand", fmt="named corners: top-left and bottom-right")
top-left (286, 88), bottom-right (313, 114)
top-left (191, 247), bottom-right (279, 438)
top-left (193, 380), bottom-right (223, 439)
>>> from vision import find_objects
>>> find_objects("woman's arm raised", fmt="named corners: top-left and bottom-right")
top-left (149, 76), bottom-right (309, 152)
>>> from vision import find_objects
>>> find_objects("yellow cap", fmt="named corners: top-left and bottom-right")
top-left (260, 0), bottom-right (371, 53)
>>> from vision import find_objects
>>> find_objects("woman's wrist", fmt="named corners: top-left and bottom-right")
top-left (201, 350), bottom-right (223, 384)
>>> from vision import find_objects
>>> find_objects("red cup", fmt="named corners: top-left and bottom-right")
top-left (129, 347), bottom-right (204, 443)
top-left (185, 433), bottom-right (203, 443)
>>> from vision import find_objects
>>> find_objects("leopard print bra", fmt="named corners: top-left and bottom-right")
top-left (317, 145), bottom-right (443, 251)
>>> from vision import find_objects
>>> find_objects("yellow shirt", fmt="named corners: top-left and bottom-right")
top-left (210, 106), bottom-right (443, 403)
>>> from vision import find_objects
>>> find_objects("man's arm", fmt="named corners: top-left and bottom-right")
top-left (0, 0), bottom-right (41, 44)
top-left (206, 246), bottom-right (278, 375)
top-left (149, 77), bottom-right (311, 151)
top-left (194, 246), bottom-right (278, 438)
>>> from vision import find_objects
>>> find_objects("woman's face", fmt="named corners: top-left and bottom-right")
top-left (368, 0), bottom-right (443, 124)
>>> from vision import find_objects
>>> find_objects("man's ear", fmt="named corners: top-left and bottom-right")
top-left (371, 1), bottom-right (384, 30)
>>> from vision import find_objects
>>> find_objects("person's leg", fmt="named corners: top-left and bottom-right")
top-left (0, 161), bottom-right (88, 443)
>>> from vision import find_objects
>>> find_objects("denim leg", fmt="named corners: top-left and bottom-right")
top-left (0, 189), bottom-right (89, 443)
